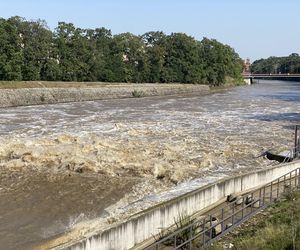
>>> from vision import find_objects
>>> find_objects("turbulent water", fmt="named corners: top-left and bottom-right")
top-left (0, 80), bottom-right (300, 249)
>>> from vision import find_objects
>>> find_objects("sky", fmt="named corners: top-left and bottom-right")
top-left (0, 0), bottom-right (299, 61)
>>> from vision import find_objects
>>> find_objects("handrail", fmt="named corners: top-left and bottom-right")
top-left (144, 167), bottom-right (300, 250)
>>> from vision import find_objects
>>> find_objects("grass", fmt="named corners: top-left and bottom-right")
top-left (154, 213), bottom-right (200, 250)
top-left (208, 190), bottom-right (300, 250)
top-left (131, 89), bottom-right (145, 98)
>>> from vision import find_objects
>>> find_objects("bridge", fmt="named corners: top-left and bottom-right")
top-left (243, 73), bottom-right (300, 84)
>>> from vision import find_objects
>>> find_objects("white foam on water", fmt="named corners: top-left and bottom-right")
top-left (1, 80), bottom-right (300, 248)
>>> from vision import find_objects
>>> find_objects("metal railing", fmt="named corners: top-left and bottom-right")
top-left (242, 74), bottom-right (300, 78)
top-left (282, 145), bottom-right (298, 163)
top-left (144, 167), bottom-right (300, 250)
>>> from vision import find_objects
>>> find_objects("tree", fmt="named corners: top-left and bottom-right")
top-left (141, 31), bottom-right (167, 83)
top-left (200, 38), bottom-right (243, 85)
top-left (0, 16), bottom-right (243, 85)
top-left (54, 22), bottom-right (79, 81)
top-left (161, 33), bottom-right (204, 83)
top-left (0, 17), bottom-right (23, 80)
top-left (112, 32), bottom-right (146, 82)
top-left (86, 27), bottom-right (113, 81)
top-left (15, 19), bottom-right (52, 80)
top-left (251, 54), bottom-right (300, 75)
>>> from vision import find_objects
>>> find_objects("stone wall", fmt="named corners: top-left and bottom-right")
top-left (0, 84), bottom-right (210, 108)
top-left (52, 161), bottom-right (300, 250)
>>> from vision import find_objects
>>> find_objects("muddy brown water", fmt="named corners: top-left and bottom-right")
top-left (0, 80), bottom-right (300, 249)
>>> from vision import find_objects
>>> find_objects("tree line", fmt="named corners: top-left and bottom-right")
top-left (0, 16), bottom-right (243, 85)
top-left (251, 53), bottom-right (300, 74)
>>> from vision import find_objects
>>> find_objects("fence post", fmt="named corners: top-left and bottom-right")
top-left (209, 215), bottom-right (212, 242)
top-left (202, 218), bottom-right (206, 247)
top-left (250, 193), bottom-right (253, 213)
top-left (270, 182), bottom-right (273, 201)
top-left (263, 185), bottom-right (266, 206)
top-left (298, 138), bottom-right (300, 156)
top-left (294, 125), bottom-right (298, 158)
top-left (174, 235), bottom-right (177, 248)
top-left (232, 205), bottom-right (235, 225)
top-left (259, 187), bottom-right (262, 207)
top-left (284, 174), bottom-right (286, 187)
top-left (277, 178), bottom-right (280, 198)
top-left (298, 168), bottom-right (300, 187)
top-left (221, 208), bottom-right (224, 231)
top-left (241, 201), bottom-right (244, 219)
top-left (189, 226), bottom-right (192, 250)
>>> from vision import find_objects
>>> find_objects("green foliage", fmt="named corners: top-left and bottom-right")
top-left (40, 93), bottom-right (45, 102)
top-left (251, 53), bottom-right (300, 74)
top-left (155, 213), bottom-right (199, 249)
top-left (0, 17), bottom-right (23, 80)
top-left (131, 90), bottom-right (145, 98)
top-left (200, 38), bottom-right (243, 86)
top-left (209, 190), bottom-right (300, 250)
top-left (0, 16), bottom-right (243, 85)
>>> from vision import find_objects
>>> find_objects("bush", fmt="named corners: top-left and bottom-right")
top-left (131, 90), bottom-right (145, 98)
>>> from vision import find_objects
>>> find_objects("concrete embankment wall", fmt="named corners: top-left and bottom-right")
top-left (54, 161), bottom-right (300, 250)
top-left (0, 84), bottom-right (210, 108)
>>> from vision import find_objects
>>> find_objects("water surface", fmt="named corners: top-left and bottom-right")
top-left (0, 80), bottom-right (300, 249)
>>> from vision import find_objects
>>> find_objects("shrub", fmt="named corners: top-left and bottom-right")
top-left (131, 90), bottom-right (145, 98)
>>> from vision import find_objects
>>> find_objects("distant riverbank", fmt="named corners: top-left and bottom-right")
top-left (0, 82), bottom-right (210, 108)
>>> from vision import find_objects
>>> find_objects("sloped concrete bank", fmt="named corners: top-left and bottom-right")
top-left (0, 84), bottom-right (210, 108)
top-left (52, 161), bottom-right (300, 250)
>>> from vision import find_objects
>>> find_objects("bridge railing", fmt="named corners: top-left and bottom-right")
top-left (243, 73), bottom-right (300, 78)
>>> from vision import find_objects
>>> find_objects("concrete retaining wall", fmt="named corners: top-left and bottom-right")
top-left (0, 84), bottom-right (210, 108)
top-left (53, 162), bottom-right (300, 250)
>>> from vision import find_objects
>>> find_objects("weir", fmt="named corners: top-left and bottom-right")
top-left (0, 84), bottom-right (210, 108)
top-left (52, 160), bottom-right (300, 250)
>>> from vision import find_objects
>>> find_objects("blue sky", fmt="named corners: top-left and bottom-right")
top-left (0, 0), bottom-right (299, 61)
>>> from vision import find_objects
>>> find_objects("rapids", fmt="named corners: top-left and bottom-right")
top-left (0, 80), bottom-right (299, 249)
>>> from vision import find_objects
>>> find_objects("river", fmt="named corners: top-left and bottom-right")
top-left (0, 80), bottom-right (299, 249)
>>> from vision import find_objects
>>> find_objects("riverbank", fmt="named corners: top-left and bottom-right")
top-left (208, 189), bottom-right (300, 250)
top-left (0, 82), bottom-right (210, 108)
